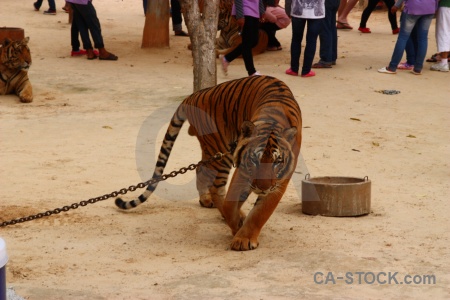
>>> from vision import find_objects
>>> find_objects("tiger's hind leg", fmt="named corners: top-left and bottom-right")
top-left (196, 159), bottom-right (232, 216)
top-left (195, 150), bottom-right (234, 221)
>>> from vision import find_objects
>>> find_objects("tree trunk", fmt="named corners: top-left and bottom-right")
top-left (179, 0), bottom-right (218, 92)
top-left (142, 0), bottom-right (170, 48)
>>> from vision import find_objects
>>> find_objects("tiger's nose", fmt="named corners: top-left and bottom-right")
top-left (252, 178), bottom-right (276, 193)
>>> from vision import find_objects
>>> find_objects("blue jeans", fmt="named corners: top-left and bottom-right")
top-left (388, 13), bottom-right (434, 72)
top-left (400, 12), bottom-right (418, 65)
top-left (319, 0), bottom-right (340, 64)
top-left (290, 17), bottom-right (323, 75)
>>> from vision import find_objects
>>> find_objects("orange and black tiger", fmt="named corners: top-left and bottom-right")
top-left (116, 76), bottom-right (302, 251)
top-left (0, 37), bottom-right (33, 103)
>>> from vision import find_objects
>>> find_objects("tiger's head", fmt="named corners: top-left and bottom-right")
top-left (0, 37), bottom-right (32, 71)
top-left (234, 121), bottom-right (298, 195)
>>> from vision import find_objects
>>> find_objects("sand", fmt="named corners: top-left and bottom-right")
top-left (1, 0), bottom-right (449, 299)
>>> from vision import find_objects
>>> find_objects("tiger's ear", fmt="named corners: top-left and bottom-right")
top-left (283, 127), bottom-right (298, 143)
top-left (240, 121), bottom-right (255, 138)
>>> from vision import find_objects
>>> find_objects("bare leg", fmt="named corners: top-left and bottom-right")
top-left (337, 0), bottom-right (358, 25)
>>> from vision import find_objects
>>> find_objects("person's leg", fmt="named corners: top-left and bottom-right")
top-left (171, 0), bottom-right (186, 34)
top-left (405, 15), bottom-right (417, 65)
top-left (337, 0), bottom-right (358, 25)
top-left (337, 0), bottom-right (347, 21)
top-left (241, 16), bottom-right (260, 75)
top-left (302, 18), bottom-right (322, 75)
top-left (387, 13), bottom-right (418, 71)
top-left (330, 0), bottom-right (339, 63)
top-left (384, 0), bottom-right (398, 31)
top-left (359, 0), bottom-right (378, 29)
top-left (47, 0), bottom-right (56, 11)
top-left (261, 22), bottom-right (281, 48)
top-left (71, 3), bottom-right (93, 51)
top-left (34, 0), bottom-right (43, 9)
top-left (70, 18), bottom-right (81, 52)
top-left (75, 2), bottom-right (105, 49)
top-left (143, 0), bottom-right (147, 15)
top-left (289, 17), bottom-right (305, 73)
top-left (435, 7), bottom-right (450, 67)
top-left (413, 14), bottom-right (434, 73)
top-left (318, 0), bottom-right (333, 64)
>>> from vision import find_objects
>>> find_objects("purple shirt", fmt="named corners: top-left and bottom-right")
top-left (65, 0), bottom-right (90, 4)
top-left (232, 0), bottom-right (264, 19)
top-left (404, 0), bottom-right (438, 15)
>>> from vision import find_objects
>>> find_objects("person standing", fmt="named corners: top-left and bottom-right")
top-left (33, 0), bottom-right (57, 15)
top-left (378, 0), bottom-right (438, 75)
top-left (313, 0), bottom-right (340, 68)
top-left (358, 0), bottom-right (399, 34)
top-left (220, 0), bottom-right (266, 76)
top-left (430, 0), bottom-right (450, 72)
top-left (66, 0), bottom-right (118, 60)
top-left (285, 0), bottom-right (326, 77)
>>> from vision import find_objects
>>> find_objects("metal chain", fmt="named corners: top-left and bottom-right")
top-left (0, 152), bottom-right (225, 228)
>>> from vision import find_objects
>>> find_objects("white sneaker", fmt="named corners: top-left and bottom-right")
top-left (378, 66), bottom-right (396, 74)
top-left (219, 55), bottom-right (229, 76)
top-left (430, 63), bottom-right (449, 72)
top-left (251, 71), bottom-right (261, 76)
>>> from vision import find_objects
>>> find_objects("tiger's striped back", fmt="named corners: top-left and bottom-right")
top-left (115, 75), bottom-right (301, 210)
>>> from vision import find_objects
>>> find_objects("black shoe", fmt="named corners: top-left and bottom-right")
top-left (43, 9), bottom-right (56, 15)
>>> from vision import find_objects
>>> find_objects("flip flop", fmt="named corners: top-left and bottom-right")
top-left (99, 53), bottom-right (118, 61)
top-left (312, 62), bottom-right (332, 68)
top-left (337, 21), bottom-right (353, 30)
top-left (174, 31), bottom-right (189, 37)
top-left (267, 46), bottom-right (282, 51)
top-left (87, 55), bottom-right (98, 60)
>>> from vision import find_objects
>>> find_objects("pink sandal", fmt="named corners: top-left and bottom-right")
top-left (285, 68), bottom-right (298, 76)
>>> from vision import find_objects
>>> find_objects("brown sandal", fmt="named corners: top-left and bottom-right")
top-left (337, 21), bottom-right (353, 30)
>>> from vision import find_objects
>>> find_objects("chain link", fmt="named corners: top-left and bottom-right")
top-left (0, 152), bottom-right (225, 228)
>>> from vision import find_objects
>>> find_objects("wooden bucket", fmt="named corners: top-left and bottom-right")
top-left (0, 27), bottom-right (25, 43)
top-left (302, 175), bottom-right (371, 217)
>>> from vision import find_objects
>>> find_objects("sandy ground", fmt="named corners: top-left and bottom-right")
top-left (1, 0), bottom-right (449, 299)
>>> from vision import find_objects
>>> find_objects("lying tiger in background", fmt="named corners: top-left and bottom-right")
top-left (116, 76), bottom-right (302, 251)
top-left (216, 0), bottom-right (268, 57)
top-left (0, 37), bottom-right (33, 103)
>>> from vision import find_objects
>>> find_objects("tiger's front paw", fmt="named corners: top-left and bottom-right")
top-left (199, 194), bottom-right (215, 208)
top-left (19, 92), bottom-right (33, 103)
top-left (230, 236), bottom-right (259, 251)
top-left (18, 85), bottom-right (33, 103)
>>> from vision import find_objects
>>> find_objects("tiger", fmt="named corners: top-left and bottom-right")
top-left (215, 0), bottom-right (268, 57)
top-left (115, 76), bottom-right (302, 251)
top-left (0, 37), bottom-right (33, 103)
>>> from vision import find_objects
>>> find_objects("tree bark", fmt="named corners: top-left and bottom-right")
top-left (142, 0), bottom-right (170, 48)
top-left (179, 0), bottom-right (218, 92)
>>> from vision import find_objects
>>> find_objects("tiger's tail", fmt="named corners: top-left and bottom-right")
top-left (115, 104), bottom-right (187, 210)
